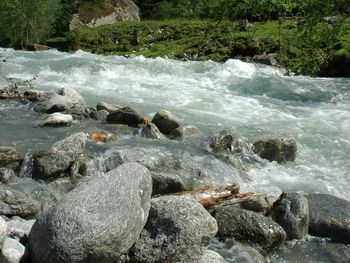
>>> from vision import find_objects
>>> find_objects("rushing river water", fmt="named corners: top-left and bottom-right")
top-left (1, 48), bottom-right (350, 262)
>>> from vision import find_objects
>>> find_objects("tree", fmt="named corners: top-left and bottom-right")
top-left (0, 0), bottom-right (60, 47)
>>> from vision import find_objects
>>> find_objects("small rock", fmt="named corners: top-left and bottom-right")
top-left (96, 102), bottom-right (121, 112)
top-left (271, 193), bottom-right (309, 240)
top-left (96, 109), bottom-right (109, 121)
top-left (0, 217), bottom-right (6, 250)
top-left (168, 125), bottom-right (201, 139)
top-left (28, 162), bottom-right (152, 263)
top-left (151, 110), bottom-right (182, 135)
top-left (307, 193), bottom-right (350, 244)
top-left (7, 218), bottom-right (35, 245)
top-left (140, 123), bottom-right (165, 139)
top-left (39, 112), bottom-right (73, 127)
top-left (23, 89), bottom-right (43, 101)
top-left (198, 250), bottom-right (227, 263)
top-left (151, 173), bottom-right (185, 195)
top-left (239, 194), bottom-right (278, 213)
top-left (33, 132), bottom-right (87, 179)
top-left (0, 237), bottom-right (25, 263)
top-left (0, 146), bottom-right (23, 171)
top-left (106, 106), bottom-right (144, 127)
top-left (253, 135), bottom-right (297, 163)
top-left (0, 185), bottom-right (41, 219)
top-left (130, 196), bottom-right (218, 263)
top-left (0, 168), bottom-right (16, 183)
top-left (208, 130), bottom-right (253, 154)
top-left (27, 44), bottom-right (50, 51)
top-left (214, 205), bottom-right (286, 251)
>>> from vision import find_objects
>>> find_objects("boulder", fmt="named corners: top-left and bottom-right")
top-left (307, 193), bottom-right (350, 244)
top-left (39, 113), bottom-right (73, 127)
top-left (0, 146), bottom-right (23, 171)
top-left (0, 217), bottom-right (6, 250)
top-left (214, 205), bottom-right (286, 250)
top-left (106, 106), bottom-right (144, 127)
top-left (28, 162), bottom-right (152, 263)
top-left (96, 102), bottom-right (121, 112)
top-left (6, 218), bottom-right (35, 245)
top-left (0, 237), bottom-right (25, 263)
top-left (253, 135), bottom-right (297, 163)
top-left (271, 193), bottom-right (309, 240)
top-left (198, 250), bottom-right (227, 263)
top-left (0, 168), bottom-right (16, 183)
top-left (130, 196), bottom-right (218, 262)
top-left (151, 173), bottom-right (185, 196)
top-left (69, 0), bottom-right (140, 31)
top-left (151, 110), bottom-right (182, 135)
top-left (0, 185), bottom-right (41, 219)
top-left (140, 123), bottom-right (165, 139)
top-left (33, 132), bottom-right (87, 179)
top-left (34, 87), bottom-right (87, 116)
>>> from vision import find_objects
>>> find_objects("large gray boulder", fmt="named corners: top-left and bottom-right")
top-left (130, 196), bottom-right (218, 263)
top-left (253, 135), bottom-right (297, 163)
top-left (214, 205), bottom-right (286, 251)
top-left (151, 110), bottom-right (182, 135)
top-left (0, 237), bottom-right (25, 263)
top-left (28, 162), bottom-right (152, 263)
top-left (69, 0), bottom-right (140, 31)
top-left (33, 132), bottom-right (87, 179)
top-left (271, 193), bottom-right (309, 240)
top-left (0, 185), bottom-right (41, 219)
top-left (307, 193), bottom-right (350, 244)
top-left (34, 87), bottom-right (87, 116)
top-left (0, 147), bottom-right (23, 171)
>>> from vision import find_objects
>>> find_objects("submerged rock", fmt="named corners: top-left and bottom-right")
top-left (33, 132), bottom-right (87, 179)
top-left (130, 196), bottom-right (218, 263)
top-left (271, 193), bottom-right (309, 240)
top-left (34, 87), bottom-right (87, 116)
top-left (168, 125), bottom-right (201, 139)
top-left (208, 130), bottom-right (253, 154)
top-left (253, 135), bottom-right (297, 163)
top-left (39, 112), bottom-right (73, 127)
top-left (0, 237), bottom-right (25, 263)
top-left (106, 106), bottom-right (144, 127)
top-left (28, 162), bottom-right (152, 263)
top-left (214, 205), bottom-right (286, 251)
top-left (140, 123), bottom-right (165, 139)
top-left (151, 110), bottom-right (182, 135)
top-left (0, 168), bottom-right (16, 183)
top-left (307, 193), bottom-right (350, 244)
top-left (0, 146), bottom-right (23, 171)
top-left (0, 185), bottom-right (40, 219)
top-left (96, 101), bottom-right (121, 112)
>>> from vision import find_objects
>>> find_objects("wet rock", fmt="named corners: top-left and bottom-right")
top-left (214, 205), bottom-right (286, 251)
top-left (0, 237), bottom-right (25, 263)
top-left (140, 123), bottom-right (165, 139)
top-left (130, 196), bottom-right (218, 263)
top-left (208, 130), bottom-right (253, 154)
top-left (0, 146), bottom-right (23, 171)
top-left (39, 112), bottom-right (73, 127)
top-left (96, 109), bottom-right (109, 121)
top-left (239, 194), bottom-right (277, 213)
top-left (271, 193), bottom-right (309, 240)
top-left (34, 87), bottom-right (87, 116)
top-left (253, 53), bottom-right (280, 67)
top-left (106, 106), bottom-right (144, 127)
top-left (151, 110), bottom-right (182, 135)
top-left (27, 44), bottom-right (50, 51)
top-left (0, 217), bottom-right (6, 249)
top-left (6, 218), bottom-right (35, 245)
top-left (168, 125), bottom-right (201, 139)
top-left (253, 135), bottom-right (297, 163)
top-left (0, 185), bottom-right (40, 219)
top-left (28, 162), bottom-right (152, 263)
top-left (151, 173), bottom-right (185, 195)
top-left (0, 168), bottom-right (16, 183)
top-left (33, 132), bottom-right (87, 179)
top-left (23, 89), bottom-right (43, 101)
top-left (198, 250), bottom-right (227, 263)
top-left (96, 101), bottom-right (121, 112)
top-left (307, 193), bottom-right (350, 244)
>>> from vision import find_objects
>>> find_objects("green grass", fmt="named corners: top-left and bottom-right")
top-left (46, 18), bottom-right (350, 77)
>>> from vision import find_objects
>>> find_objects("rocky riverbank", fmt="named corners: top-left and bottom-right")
top-left (1, 83), bottom-right (350, 262)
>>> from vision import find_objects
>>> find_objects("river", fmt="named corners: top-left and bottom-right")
top-left (0, 48), bottom-right (350, 262)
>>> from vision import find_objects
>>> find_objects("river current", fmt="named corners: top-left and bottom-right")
top-left (0, 48), bottom-right (350, 262)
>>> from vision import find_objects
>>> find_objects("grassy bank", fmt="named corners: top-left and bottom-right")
top-left (46, 18), bottom-right (350, 77)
